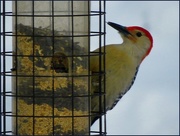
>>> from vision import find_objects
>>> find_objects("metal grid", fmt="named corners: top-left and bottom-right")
top-left (1, 0), bottom-right (106, 135)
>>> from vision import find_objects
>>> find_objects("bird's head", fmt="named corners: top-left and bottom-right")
top-left (108, 22), bottom-right (153, 61)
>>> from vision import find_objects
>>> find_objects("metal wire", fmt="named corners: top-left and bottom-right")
top-left (1, 0), bottom-right (106, 135)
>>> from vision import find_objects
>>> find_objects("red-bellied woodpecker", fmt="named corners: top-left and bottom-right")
top-left (90, 22), bottom-right (153, 125)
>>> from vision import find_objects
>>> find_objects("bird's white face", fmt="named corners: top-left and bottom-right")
top-left (124, 27), bottom-right (153, 61)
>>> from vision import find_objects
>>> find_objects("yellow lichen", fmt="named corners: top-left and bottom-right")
top-left (20, 57), bottom-right (33, 72)
top-left (34, 76), bottom-right (68, 91)
top-left (14, 26), bottom-right (89, 135)
top-left (44, 57), bottom-right (51, 67)
top-left (16, 99), bottom-right (88, 135)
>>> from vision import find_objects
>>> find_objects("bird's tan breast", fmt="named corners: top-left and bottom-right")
top-left (90, 45), bottom-right (138, 110)
top-left (105, 46), bottom-right (137, 108)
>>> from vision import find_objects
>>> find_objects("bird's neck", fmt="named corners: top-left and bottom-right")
top-left (121, 42), bottom-right (148, 64)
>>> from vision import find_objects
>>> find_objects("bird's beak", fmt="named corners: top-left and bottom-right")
top-left (107, 22), bottom-right (132, 36)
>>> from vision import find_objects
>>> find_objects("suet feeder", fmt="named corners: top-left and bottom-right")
top-left (1, 0), bottom-right (106, 135)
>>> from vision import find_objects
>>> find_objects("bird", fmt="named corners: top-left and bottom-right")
top-left (90, 21), bottom-right (153, 125)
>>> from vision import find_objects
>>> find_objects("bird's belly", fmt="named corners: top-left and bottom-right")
top-left (105, 66), bottom-right (137, 110)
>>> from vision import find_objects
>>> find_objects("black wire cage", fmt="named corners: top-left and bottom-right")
top-left (1, 0), bottom-right (106, 135)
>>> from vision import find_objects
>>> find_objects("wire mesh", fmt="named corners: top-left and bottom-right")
top-left (1, 0), bottom-right (106, 135)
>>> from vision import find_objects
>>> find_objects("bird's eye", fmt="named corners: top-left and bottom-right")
top-left (136, 32), bottom-right (142, 37)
